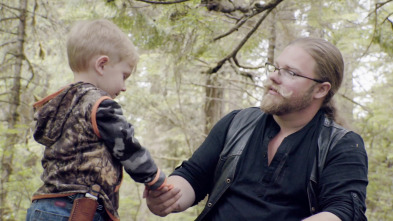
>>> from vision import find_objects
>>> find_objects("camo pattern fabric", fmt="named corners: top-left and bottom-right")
top-left (32, 82), bottom-right (122, 220)
top-left (96, 99), bottom-right (166, 190)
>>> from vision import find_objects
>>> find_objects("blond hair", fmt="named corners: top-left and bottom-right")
top-left (67, 19), bottom-right (139, 72)
top-left (290, 37), bottom-right (344, 121)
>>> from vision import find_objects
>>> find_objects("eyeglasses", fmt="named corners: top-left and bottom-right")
top-left (265, 62), bottom-right (324, 83)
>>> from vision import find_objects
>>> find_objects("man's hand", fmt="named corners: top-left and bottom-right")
top-left (143, 185), bottom-right (182, 217)
top-left (302, 212), bottom-right (341, 221)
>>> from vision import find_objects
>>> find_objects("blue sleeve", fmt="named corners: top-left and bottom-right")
top-left (96, 99), bottom-right (165, 189)
top-left (319, 132), bottom-right (368, 221)
top-left (171, 110), bottom-right (240, 204)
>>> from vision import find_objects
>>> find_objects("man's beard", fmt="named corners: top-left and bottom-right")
top-left (260, 81), bottom-right (315, 115)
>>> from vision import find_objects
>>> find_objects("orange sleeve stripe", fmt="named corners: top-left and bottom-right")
top-left (147, 168), bottom-right (161, 187)
top-left (91, 96), bottom-right (112, 138)
top-left (156, 178), bottom-right (170, 190)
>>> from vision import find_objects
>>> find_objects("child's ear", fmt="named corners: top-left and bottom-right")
top-left (95, 56), bottom-right (109, 76)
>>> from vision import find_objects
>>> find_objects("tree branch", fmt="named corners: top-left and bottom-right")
top-left (207, 7), bottom-right (274, 74)
top-left (360, 2), bottom-right (381, 58)
top-left (339, 93), bottom-right (373, 115)
top-left (213, 0), bottom-right (284, 41)
top-left (0, 40), bottom-right (18, 48)
top-left (375, 0), bottom-right (393, 10)
top-left (383, 12), bottom-right (393, 29)
top-left (213, 14), bottom-right (254, 41)
top-left (134, 0), bottom-right (191, 4)
top-left (0, 28), bottom-right (18, 35)
top-left (201, 0), bottom-right (249, 13)
top-left (0, 16), bottom-right (20, 23)
top-left (229, 58), bottom-right (255, 82)
top-left (233, 57), bottom-right (265, 70)
top-left (0, 3), bottom-right (22, 11)
top-left (254, 0), bottom-right (284, 12)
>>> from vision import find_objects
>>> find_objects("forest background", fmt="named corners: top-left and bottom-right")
top-left (1, 0), bottom-right (392, 220)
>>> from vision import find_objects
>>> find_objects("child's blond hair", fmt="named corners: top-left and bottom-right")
top-left (67, 19), bottom-right (138, 72)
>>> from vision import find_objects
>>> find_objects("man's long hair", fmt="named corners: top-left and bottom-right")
top-left (289, 37), bottom-right (344, 122)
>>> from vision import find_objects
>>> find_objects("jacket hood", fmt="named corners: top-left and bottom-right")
top-left (33, 83), bottom-right (92, 146)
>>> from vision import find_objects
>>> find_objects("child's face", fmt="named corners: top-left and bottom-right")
top-left (99, 59), bottom-right (134, 99)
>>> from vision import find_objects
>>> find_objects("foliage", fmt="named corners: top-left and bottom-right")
top-left (371, 0), bottom-right (393, 56)
top-left (355, 58), bottom-right (393, 220)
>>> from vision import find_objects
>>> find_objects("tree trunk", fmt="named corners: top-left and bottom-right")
top-left (267, 10), bottom-right (277, 63)
top-left (0, 0), bottom-right (27, 219)
top-left (337, 61), bottom-right (355, 128)
top-left (204, 74), bottom-right (223, 134)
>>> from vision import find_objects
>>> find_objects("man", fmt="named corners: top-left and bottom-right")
top-left (144, 37), bottom-right (368, 221)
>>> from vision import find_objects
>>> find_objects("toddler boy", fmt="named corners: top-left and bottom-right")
top-left (26, 19), bottom-right (167, 221)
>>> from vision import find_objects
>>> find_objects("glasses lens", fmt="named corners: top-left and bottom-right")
top-left (280, 69), bottom-right (294, 79)
top-left (265, 64), bottom-right (292, 80)
top-left (265, 63), bottom-right (275, 74)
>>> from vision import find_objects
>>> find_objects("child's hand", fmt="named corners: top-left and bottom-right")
top-left (157, 182), bottom-right (174, 191)
top-left (146, 176), bottom-right (173, 191)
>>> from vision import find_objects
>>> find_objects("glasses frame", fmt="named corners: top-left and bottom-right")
top-left (265, 62), bottom-right (325, 83)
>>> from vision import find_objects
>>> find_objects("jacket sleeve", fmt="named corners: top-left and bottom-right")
top-left (318, 132), bottom-right (368, 221)
top-left (94, 99), bottom-right (166, 190)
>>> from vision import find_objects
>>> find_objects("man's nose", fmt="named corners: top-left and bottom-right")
top-left (268, 69), bottom-right (282, 83)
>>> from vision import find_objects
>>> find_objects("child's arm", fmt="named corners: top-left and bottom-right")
top-left (94, 99), bottom-right (167, 190)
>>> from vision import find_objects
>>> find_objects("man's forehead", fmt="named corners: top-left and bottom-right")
top-left (276, 45), bottom-right (315, 70)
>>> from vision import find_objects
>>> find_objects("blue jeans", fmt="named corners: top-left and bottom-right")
top-left (26, 194), bottom-right (107, 221)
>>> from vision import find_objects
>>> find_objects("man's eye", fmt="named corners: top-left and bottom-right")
top-left (287, 70), bottom-right (296, 76)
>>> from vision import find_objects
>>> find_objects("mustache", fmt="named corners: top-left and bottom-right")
top-left (263, 80), bottom-right (293, 98)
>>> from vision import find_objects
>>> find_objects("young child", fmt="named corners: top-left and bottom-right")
top-left (26, 19), bottom-right (168, 221)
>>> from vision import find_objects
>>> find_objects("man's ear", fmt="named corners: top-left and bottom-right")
top-left (314, 82), bottom-right (331, 99)
top-left (95, 55), bottom-right (109, 76)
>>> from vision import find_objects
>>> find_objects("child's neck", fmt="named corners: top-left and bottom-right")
top-left (73, 71), bottom-right (97, 86)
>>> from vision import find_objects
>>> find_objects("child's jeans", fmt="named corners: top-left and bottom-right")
top-left (26, 194), bottom-right (107, 221)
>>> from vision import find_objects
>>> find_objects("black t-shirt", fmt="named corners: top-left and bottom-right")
top-left (172, 109), bottom-right (368, 221)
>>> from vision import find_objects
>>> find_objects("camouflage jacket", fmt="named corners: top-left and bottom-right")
top-left (32, 82), bottom-right (165, 221)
